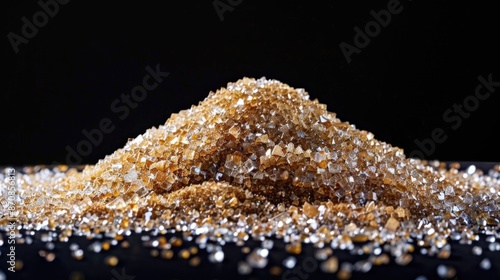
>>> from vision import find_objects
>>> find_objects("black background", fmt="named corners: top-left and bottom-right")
top-left (3, 0), bottom-right (500, 166)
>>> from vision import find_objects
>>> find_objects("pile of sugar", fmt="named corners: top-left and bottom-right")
top-left (1, 77), bottom-right (499, 276)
